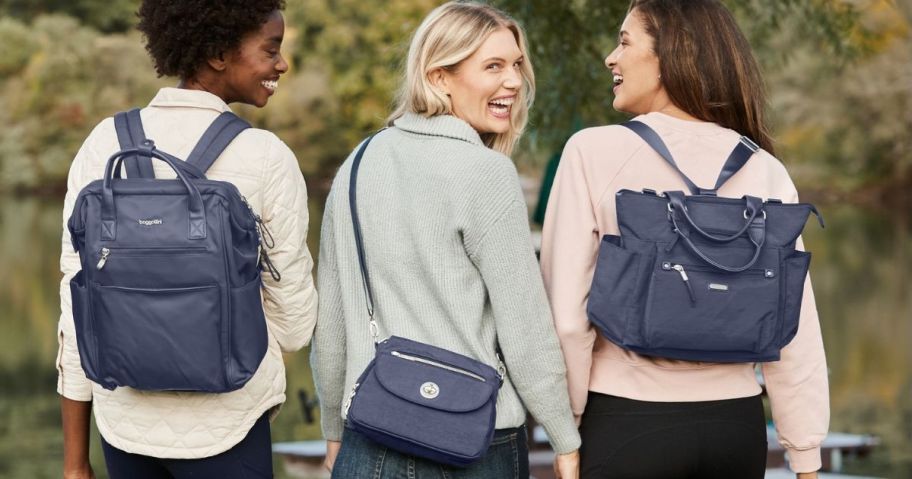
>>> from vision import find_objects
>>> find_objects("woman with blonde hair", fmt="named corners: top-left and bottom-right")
top-left (542, 0), bottom-right (828, 478)
top-left (312, 1), bottom-right (580, 477)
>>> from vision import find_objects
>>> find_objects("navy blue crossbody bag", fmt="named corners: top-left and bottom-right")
top-left (342, 132), bottom-right (504, 467)
top-left (587, 121), bottom-right (824, 363)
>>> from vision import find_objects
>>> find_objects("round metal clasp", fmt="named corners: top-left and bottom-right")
top-left (420, 382), bottom-right (439, 399)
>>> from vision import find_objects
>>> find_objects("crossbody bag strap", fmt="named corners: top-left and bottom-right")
top-left (113, 108), bottom-right (155, 179)
top-left (349, 132), bottom-right (382, 342)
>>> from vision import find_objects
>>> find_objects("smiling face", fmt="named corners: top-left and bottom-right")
top-left (219, 10), bottom-right (288, 107)
top-left (433, 28), bottom-right (524, 135)
top-left (604, 9), bottom-right (669, 115)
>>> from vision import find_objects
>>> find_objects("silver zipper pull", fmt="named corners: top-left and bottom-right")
top-left (96, 247), bottom-right (111, 270)
top-left (672, 264), bottom-right (697, 305)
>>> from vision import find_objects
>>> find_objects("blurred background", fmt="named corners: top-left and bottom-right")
top-left (0, 0), bottom-right (908, 477)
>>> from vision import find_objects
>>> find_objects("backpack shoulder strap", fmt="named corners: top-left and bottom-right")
top-left (185, 112), bottom-right (251, 173)
top-left (113, 108), bottom-right (155, 178)
top-left (621, 120), bottom-right (700, 195)
top-left (711, 137), bottom-right (760, 192)
top-left (622, 120), bottom-right (762, 195)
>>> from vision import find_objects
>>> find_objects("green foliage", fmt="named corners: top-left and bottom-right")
top-left (0, 0), bottom-right (139, 33)
top-left (0, 13), bottom-right (166, 192)
top-left (489, 0), bottom-right (867, 164)
top-left (0, 18), bottom-right (38, 77)
top-left (0, 0), bottom-right (906, 197)
top-left (244, 0), bottom-right (441, 178)
top-left (765, 0), bottom-right (911, 192)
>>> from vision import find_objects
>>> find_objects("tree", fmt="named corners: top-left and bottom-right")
top-left (0, 0), bottom-right (138, 33)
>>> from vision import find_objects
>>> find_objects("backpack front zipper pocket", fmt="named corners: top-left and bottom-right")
top-left (390, 351), bottom-right (486, 382)
top-left (659, 261), bottom-right (775, 305)
top-left (96, 246), bottom-right (208, 270)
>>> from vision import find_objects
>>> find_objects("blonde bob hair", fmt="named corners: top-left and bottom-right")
top-left (387, 1), bottom-right (535, 156)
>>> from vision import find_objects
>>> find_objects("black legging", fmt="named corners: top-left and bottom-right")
top-left (579, 392), bottom-right (767, 479)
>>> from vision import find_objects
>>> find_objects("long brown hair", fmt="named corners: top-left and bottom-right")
top-left (629, 0), bottom-right (774, 153)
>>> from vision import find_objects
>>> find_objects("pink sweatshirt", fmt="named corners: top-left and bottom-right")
top-left (540, 112), bottom-right (829, 472)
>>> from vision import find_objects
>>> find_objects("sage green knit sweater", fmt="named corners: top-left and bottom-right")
top-left (311, 112), bottom-right (581, 454)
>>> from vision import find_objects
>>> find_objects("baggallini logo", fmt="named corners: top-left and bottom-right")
top-left (138, 218), bottom-right (164, 226)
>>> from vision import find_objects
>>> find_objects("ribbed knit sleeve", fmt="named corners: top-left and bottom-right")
top-left (311, 187), bottom-right (348, 441)
top-left (466, 160), bottom-right (581, 454)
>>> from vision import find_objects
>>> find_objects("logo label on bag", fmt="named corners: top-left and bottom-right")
top-left (138, 218), bottom-right (164, 226)
top-left (420, 382), bottom-right (439, 399)
top-left (708, 283), bottom-right (729, 292)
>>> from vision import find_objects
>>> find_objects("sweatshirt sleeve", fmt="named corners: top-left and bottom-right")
top-left (539, 137), bottom-right (600, 421)
top-left (57, 122), bottom-right (109, 401)
top-left (466, 161), bottom-right (581, 454)
top-left (259, 136), bottom-right (318, 352)
top-left (310, 186), bottom-right (348, 441)
top-left (760, 188), bottom-right (830, 473)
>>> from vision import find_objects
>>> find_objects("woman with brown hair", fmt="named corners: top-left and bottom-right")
top-left (541, 1), bottom-right (828, 478)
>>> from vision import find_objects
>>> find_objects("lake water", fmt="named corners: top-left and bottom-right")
top-left (0, 195), bottom-right (909, 478)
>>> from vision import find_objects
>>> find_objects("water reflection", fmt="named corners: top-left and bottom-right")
top-left (0, 197), bottom-right (909, 478)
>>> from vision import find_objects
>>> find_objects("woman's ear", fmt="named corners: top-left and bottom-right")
top-left (207, 52), bottom-right (228, 72)
top-left (428, 68), bottom-right (450, 96)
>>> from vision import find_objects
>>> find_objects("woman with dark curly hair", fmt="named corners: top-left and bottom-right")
top-left (57, 1), bottom-right (317, 478)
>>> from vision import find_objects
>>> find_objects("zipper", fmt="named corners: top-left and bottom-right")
top-left (390, 351), bottom-right (486, 382)
top-left (661, 262), bottom-right (697, 305)
top-left (342, 382), bottom-right (359, 416)
top-left (661, 261), bottom-right (777, 305)
top-left (664, 261), bottom-right (775, 278)
top-left (95, 246), bottom-right (208, 270)
top-left (96, 248), bottom-right (111, 270)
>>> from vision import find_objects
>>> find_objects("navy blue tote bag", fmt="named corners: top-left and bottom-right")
top-left (587, 121), bottom-right (823, 363)
top-left (67, 110), bottom-right (273, 392)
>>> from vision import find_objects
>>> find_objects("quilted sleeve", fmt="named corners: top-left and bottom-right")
top-left (259, 136), bottom-right (318, 352)
top-left (57, 121), bottom-right (111, 401)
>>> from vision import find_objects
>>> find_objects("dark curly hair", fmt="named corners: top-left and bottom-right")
top-left (137, 0), bottom-right (286, 79)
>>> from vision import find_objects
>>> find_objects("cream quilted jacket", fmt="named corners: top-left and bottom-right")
top-left (56, 88), bottom-right (318, 458)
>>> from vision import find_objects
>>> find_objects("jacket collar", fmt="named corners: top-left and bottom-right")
top-left (393, 112), bottom-right (484, 147)
top-left (148, 87), bottom-right (234, 113)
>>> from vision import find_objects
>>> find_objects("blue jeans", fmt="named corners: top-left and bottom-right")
top-left (332, 425), bottom-right (529, 479)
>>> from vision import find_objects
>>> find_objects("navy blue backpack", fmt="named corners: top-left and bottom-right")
top-left (67, 109), bottom-right (275, 392)
top-left (587, 121), bottom-right (823, 363)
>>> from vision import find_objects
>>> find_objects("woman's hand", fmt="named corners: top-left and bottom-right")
top-left (324, 440), bottom-right (342, 472)
top-left (797, 473), bottom-right (818, 479)
top-left (553, 449), bottom-right (580, 479)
